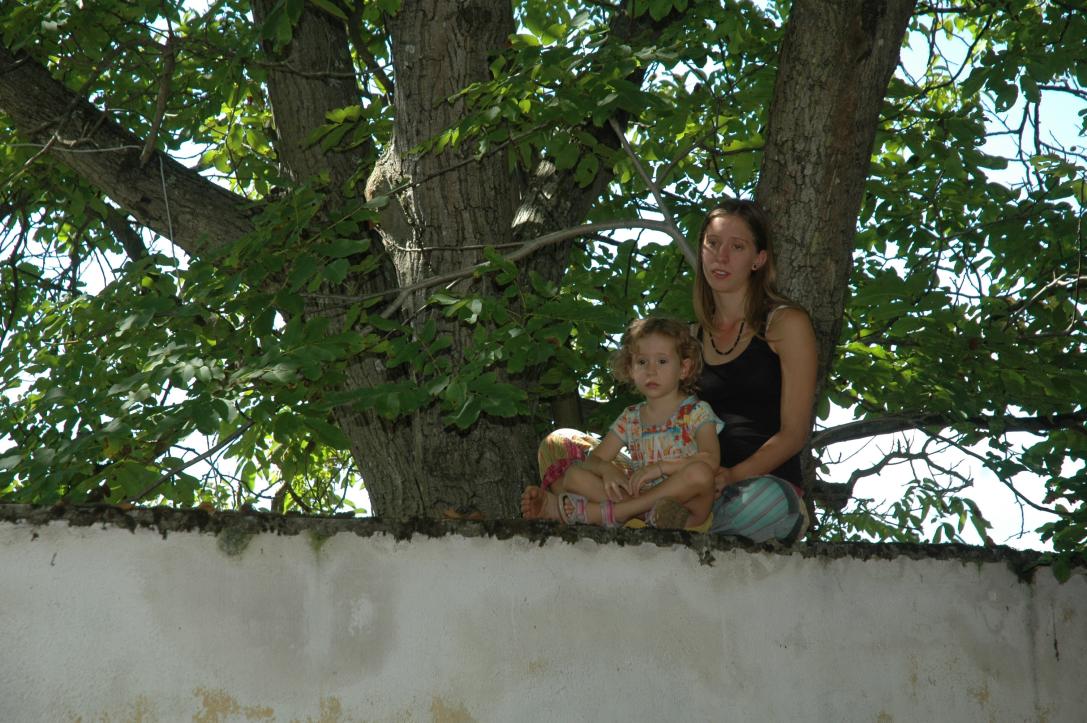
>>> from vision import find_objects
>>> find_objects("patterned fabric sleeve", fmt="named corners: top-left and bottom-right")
top-left (685, 400), bottom-right (724, 437)
top-left (607, 404), bottom-right (637, 447)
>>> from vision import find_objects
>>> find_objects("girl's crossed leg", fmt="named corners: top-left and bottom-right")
top-left (521, 460), bottom-right (715, 529)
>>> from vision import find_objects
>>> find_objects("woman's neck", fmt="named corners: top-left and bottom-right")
top-left (712, 288), bottom-right (748, 327)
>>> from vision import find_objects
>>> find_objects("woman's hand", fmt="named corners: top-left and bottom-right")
top-left (714, 466), bottom-right (735, 496)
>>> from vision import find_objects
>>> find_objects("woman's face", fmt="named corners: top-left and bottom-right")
top-left (700, 214), bottom-right (767, 293)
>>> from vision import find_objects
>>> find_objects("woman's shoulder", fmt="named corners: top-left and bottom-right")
top-left (766, 303), bottom-right (812, 334)
top-left (765, 304), bottom-right (816, 354)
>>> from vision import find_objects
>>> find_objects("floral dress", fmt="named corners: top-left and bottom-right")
top-left (608, 395), bottom-right (723, 489)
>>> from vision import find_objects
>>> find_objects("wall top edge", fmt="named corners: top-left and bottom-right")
top-left (1, 503), bottom-right (1080, 579)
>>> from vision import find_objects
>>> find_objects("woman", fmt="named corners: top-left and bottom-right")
top-left (529, 199), bottom-right (817, 543)
top-left (692, 198), bottom-right (816, 542)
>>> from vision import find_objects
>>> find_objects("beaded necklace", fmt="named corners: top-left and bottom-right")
top-left (708, 319), bottom-right (745, 356)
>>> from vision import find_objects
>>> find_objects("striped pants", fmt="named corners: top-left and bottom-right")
top-left (537, 428), bottom-right (809, 544)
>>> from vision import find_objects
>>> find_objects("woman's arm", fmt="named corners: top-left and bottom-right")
top-left (719, 306), bottom-right (817, 487)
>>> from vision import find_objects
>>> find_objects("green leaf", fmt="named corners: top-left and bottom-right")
top-left (311, 0), bottom-right (349, 21)
top-left (287, 253), bottom-right (320, 290)
top-left (446, 396), bottom-right (482, 429)
top-left (306, 418), bottom-right (351, 449)
top-left (574, 152), bottom-right (600, 187)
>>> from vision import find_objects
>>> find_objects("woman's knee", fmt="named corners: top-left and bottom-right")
top-left (673, 461), bottom-right (715, 496)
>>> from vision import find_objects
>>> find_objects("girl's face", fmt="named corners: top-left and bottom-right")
top-left (629, 333), bottom-right (692, 401)
top-left (701, 214), bottom-right (767, 294)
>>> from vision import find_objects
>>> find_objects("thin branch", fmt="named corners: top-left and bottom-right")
top-left (608, 117), bottom-right (697, 270)
top-left (928, 429), bottom-right (1059, 515)
top-left (394, 123), bottom-right (547, 196)
top-left (140, 31), bottom-right (178, 166)
top-left (347, 4), bottom-right (395, 103)
top-left (1037, 83), bottom-right (1087, 101)
top-left (0, 134), bottom-right (59, 193)
top-left (126, 422), bottom-right (255, 503)
top-left (378, 218), bottom-right (676, 317)
top-left (300, 218), bottom-right (676, 312)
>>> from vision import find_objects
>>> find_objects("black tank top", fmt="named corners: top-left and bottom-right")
top-left (696, 326), bottom-right (802, 486)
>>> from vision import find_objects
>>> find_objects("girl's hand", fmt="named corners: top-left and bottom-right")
top-left (628, 463), bottom-right (664, 497)
top-left (601, 467), bottom-right (628, 502)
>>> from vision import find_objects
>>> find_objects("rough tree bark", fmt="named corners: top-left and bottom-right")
top-left (756, 0), bottom-right (916, 495)
top-left (352, 0), bottom-right (536, 518)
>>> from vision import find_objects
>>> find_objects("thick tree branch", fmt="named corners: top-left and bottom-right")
top-left (100, 206), bottom-right (148, 262)
top-left (813, 410), bottom-right (1087, 449)
top-left (756, 0), bottom-right (917, 492)
top-left (758, 0), bottom-right (917, 387)
top-left (0, 43), bottom-right (254, 257)
top-left (250, 1), bottom-right (370, 189)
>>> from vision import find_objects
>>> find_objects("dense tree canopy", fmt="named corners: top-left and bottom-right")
top-left (0, 0), bottom-right (1083, 567)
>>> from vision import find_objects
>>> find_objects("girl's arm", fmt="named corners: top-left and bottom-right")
top-left (574, 431), bottom-right (626, 474)
top-left (659, 422), bottom-right (720, 475)
top-left (719, 306), bottom-right (817, 487)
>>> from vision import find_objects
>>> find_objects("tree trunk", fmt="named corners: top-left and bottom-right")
top-left (356, 0), bottom-right (536, 518)
top-left (756, 0), bottom-right (916, 490)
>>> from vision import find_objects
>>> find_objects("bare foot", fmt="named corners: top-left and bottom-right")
top-left (520, 486), bottom-right (560, 520)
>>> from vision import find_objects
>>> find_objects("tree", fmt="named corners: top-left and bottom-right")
top-left (0, 1), bottom-right (1083, 561)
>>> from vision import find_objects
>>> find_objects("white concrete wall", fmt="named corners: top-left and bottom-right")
top-left (1, 511), bottom-right (1084, 722)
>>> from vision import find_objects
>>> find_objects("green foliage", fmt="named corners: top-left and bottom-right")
top-left (0, 0), bottom-right (1083, 564)
top-left (820, 2), bottom-right (1087, 566)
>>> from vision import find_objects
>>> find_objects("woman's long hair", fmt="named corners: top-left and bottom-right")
top-left (692, 199), bottom-right (795, 338)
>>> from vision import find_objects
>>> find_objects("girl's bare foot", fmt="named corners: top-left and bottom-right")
top-left (520, 486), bottom-right (560, 520)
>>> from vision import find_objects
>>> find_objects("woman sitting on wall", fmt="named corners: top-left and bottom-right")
top-left (524, 199), bottom-right (818, 543)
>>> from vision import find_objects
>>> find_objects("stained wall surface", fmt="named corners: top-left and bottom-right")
top-left (1, 508), bottom-right (1084, 722)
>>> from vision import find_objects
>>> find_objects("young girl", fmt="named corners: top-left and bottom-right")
top-left (521, 317), bottom-right (721, 529)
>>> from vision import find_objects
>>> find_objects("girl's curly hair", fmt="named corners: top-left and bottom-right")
top-left (610, 316), bottom-right (702, 394)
